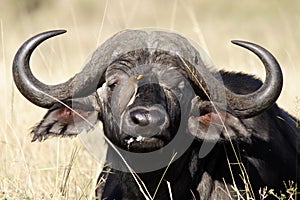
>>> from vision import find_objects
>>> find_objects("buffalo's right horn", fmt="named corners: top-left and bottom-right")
top-left (13, 30), bottom-right (106, 108)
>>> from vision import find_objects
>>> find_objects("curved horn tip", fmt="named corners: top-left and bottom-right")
top-left (29, 30), bottom-right (67, 43)
top-left (37, 29), bottom-right (67, 38)
top-left (231, 40), bottom-right (252, 47)
top-left (45, 29), bottom-right (67, 34)
top-left (230, 40), bottom-right (273, 56)
top-left (49, 29), bottom-right (67, 34)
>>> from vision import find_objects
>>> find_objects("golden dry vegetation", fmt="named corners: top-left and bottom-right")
top-left (0, 0), bottom-right (299, 199)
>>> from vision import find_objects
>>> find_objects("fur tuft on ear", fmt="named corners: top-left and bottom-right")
top-left (188, 96), bottom-right (252, 143)
top-left (31, 99), bottom-right (99, 142)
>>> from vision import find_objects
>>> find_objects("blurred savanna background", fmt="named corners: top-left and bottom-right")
top-left (0, 0), bottom-right (299, 199)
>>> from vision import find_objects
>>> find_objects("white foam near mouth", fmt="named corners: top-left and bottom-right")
top-left (126, 137), bottom-right (135, 145)
top-left (136, 135), bottom-right (145, 142)
top-left (126, 137), bottom-right (135, 150)
top-left (125, 135), bottom-right (164, 150)
top-left (125, 135), bottom-right (165, 151)
top-left (126, 136), bottom-right (146, 149)
top-left (126, 136), bottom-right (145, 144)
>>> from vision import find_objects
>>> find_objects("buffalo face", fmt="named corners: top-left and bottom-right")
top-left (97, 51), bottom-right (188, 153)
top-left (13, 29), bottom-right (283, 161)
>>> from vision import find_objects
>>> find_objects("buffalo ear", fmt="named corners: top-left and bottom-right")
top-left (31, 98), bottom-right (99, 142)
top-left (188, 97), bottom-right (251, 143)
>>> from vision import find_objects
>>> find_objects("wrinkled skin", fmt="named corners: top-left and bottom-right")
top-left (13, 30), bottom-right (300, 200)
top-left (95, 71), bottom-right (300, 200)
top-left (32, 60), bottom-right (300, 199)
top-left (98, 50), bottom-right (184, 153)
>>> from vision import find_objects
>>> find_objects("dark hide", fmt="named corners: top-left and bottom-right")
top-left (30, 50), bottom-right (299, 199)
top-left (93, 72), bottom-right (300, 200)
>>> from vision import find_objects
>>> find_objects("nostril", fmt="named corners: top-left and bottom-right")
top-left (130, 109), bottom-right (150, 126)
top-left (149, 109), bottom-right (166, 126)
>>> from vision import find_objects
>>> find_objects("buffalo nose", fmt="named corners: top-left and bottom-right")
top-left (130, 108), bottom-right (166, 127)
top-left (130, 109), bottom-right (150, 126)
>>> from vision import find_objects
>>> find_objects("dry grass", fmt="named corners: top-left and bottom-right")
top-left (0, 0), bottom-right (299, 199)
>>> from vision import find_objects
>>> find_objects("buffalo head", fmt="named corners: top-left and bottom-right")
top-left (13, 29), bottom-right (282, 157)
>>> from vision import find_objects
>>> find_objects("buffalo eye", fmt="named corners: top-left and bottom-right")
top-left (107, 79), bottom-right (119, 91)
top-left (108, 82), bottom-right (118, 91)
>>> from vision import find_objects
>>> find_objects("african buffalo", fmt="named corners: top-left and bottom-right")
top-left (13, 29), bottom-right (299, 199)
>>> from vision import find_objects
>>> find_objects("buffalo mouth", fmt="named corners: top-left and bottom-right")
top-left (122, 134), bottom-right (170, 152)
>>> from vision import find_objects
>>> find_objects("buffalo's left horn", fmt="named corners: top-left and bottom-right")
top-left (227, 40), bottom-right (283, 118)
